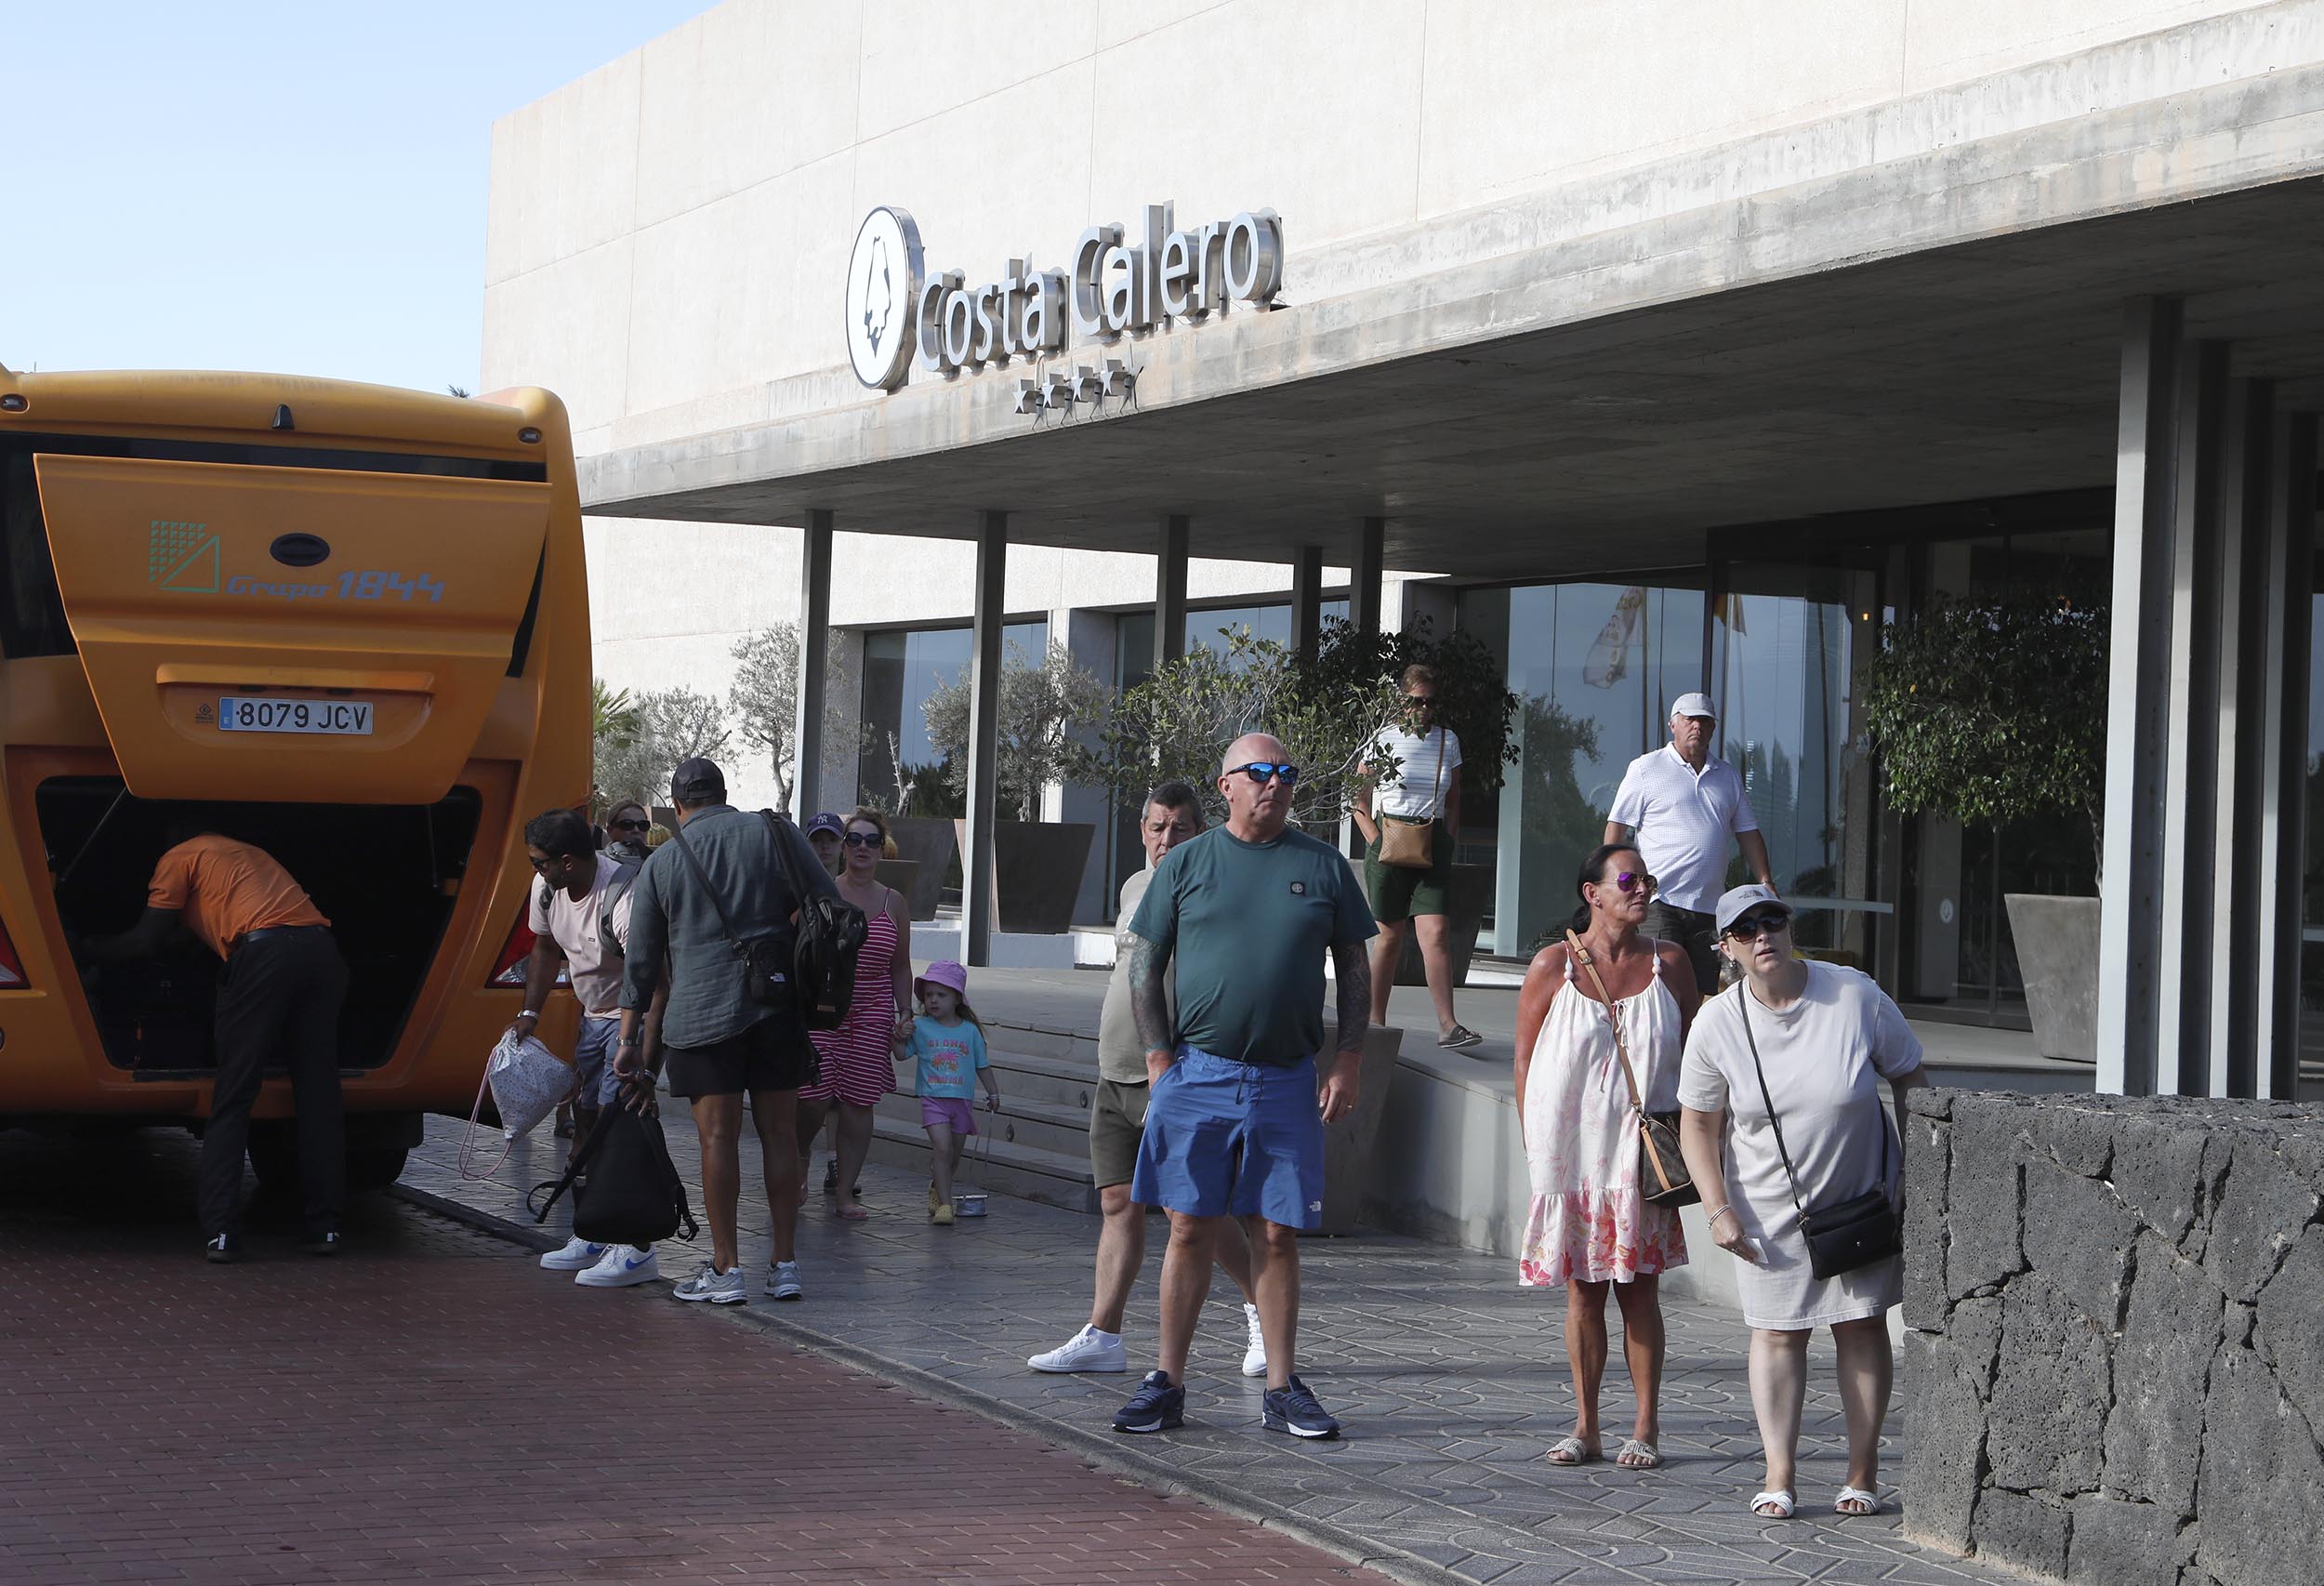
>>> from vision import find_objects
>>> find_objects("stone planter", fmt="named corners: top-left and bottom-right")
top-left (1315, 1016), bottom-right (1406, 1236)
top-left (1391, 861), bottom-right (1494, 987)
top-left (873, 858), bottom-right (918, 911)
top-left (2002, 893), bottom-right (2100, 1062)
top-left (884, 817), bottom-right (956, 919)
top-left (954, 819), bottom-right (1096, 934)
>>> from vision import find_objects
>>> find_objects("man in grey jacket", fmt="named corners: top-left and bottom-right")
top-left (615, 758), bottom-right (838, 1305)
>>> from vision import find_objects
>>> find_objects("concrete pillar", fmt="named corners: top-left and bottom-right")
top-left (1289, 544), bottom-right (1325, 663)
top-left (963, 512), bottom-right (1007, 967)
top-left (789, 509), bottom-right (834, 818)
top-left (2257, 409), bottom-right (2317, 1098)
top-left (1352, 516), bottom-right (1385, 641)
top-left (1155, 515), bottom-right (1189, 671)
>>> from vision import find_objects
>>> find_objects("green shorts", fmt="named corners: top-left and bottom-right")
top-left (1089, 1077), bottom-right (1151, 1189)
top-left (1365, 822), bottom-right (1453, 922)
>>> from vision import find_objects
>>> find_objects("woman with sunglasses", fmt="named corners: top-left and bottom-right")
top-left (603, 800), bottom-right (654, 865)
top-left (795, 807), bottom-right (912, 1220)
top-left (1513, 844), bottom-right (1698, 1471)
top-left (1676, 884), bottom-right (1928, 1521)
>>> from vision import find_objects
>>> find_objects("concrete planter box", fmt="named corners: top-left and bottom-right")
top-left (884, 817), bottom-right (956, 919)
top-left (955, 819), bottom-right (1096, 934)
top-left (2002, 893), bottom-right (2099, 1062)
top-left (1315, 1017), bottom-right (1406, 1236)
top-left (873, 858), bottom-right (919, 911)
top-left (1391, 861), bottom-right (1494, 987)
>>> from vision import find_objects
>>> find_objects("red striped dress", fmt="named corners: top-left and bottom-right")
top-left (804, 901), bottom-right (899, 1107)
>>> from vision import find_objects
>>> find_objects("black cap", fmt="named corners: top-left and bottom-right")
top-left (669, 757), bottom-right (726, 802)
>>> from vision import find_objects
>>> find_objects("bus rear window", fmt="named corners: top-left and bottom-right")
top-left (1, 450), bottom-right (73, 658)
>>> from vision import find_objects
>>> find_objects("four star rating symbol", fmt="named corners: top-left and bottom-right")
top-left (148, 520), bottom-right (219, 592)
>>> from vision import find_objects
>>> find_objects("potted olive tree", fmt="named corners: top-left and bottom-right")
top-left (1859, 593), bottom-right (2107, 1060)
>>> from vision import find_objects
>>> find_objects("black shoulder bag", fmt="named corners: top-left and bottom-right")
top-left (1736, 985), bottom-right (1902, 1280)
top-left (527, 1104), bottom-right (699, 1249)
top-left (667, 815), bottom-right (791, 1009)
top-left (758, 810), bottom-right (866, 1033)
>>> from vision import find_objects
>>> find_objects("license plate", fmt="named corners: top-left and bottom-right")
top-left (217, 696), bottom-right (374, 735)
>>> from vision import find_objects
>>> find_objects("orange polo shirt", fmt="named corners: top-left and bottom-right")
top-left (146, 835), bottom-right (329, 960)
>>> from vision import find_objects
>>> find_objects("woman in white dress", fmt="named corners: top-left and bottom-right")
top-left (1514, 843), bottom-right (1698, 1470)
top-left (1676, 884), bottom-right (1929, 1521)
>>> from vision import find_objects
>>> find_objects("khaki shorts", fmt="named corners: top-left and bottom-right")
top-left (1089, 1077), bottom-right (1151, 1189)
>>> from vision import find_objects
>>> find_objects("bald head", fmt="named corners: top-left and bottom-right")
top-left (1218, 731), bottom-right (1295, 841)
top-left (1222, 732), bottom-right (1286, 775)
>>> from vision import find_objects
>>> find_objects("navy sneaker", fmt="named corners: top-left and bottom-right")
top-left (1262, 1375), bottom-right (1341, 1439)
top-left (205, 1233), bottom-right (241, 1264)
top-left (1111, 1370), bottom-right (1185, 1434)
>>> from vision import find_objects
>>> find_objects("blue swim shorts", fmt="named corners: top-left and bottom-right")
top-left (1130, 1045), bottom-right (1325, 1231)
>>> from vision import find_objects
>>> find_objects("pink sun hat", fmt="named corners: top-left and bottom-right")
top-left (915, 959), bottom-right (969, 1000)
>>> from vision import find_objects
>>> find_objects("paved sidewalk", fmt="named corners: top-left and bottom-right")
top-left (413, 1109), bottom-right (2012, 1586)
top-left (0, 1128), bottom-right (1382, 1586)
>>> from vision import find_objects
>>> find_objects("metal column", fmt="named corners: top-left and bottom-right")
top-left (2097, 300), bottom-right (2182, 1096)
top-left (790, 509), bottom-right (833, 818)
top-left (1352, 516), bottom-right (1385, 641)
top-left (963, 512), bottom-right (1007, 967)
top-left (1155, 514), bottom-right (1189, 671)
top-left (1289, 544), bottom-right (1325, 664)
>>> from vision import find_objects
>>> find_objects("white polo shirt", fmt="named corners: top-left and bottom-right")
top-left (1606, 743), bottom-right (1759, 914)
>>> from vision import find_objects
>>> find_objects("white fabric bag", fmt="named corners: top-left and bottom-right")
top-left (458, 1032), bottom-right (576, 1180)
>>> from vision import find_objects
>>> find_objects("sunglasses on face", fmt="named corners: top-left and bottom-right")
top-left (1232, 762), bottom-right (1300, 785)
top-left (1406, 694), bottom-right (1436, 707)
top-left (610, 818), bottom-right (649, 832)
top-left (1724, 911), bottom-right (1792, 941)
top-left (525, 852), bottom-right (562, 871)
top-left (842, 831), bottom-right (882, 848)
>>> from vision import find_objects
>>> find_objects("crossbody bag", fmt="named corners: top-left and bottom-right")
top-left (667, 816), bottom-right (791, 1010)
top-left (1378, 729), bottom-right (1447, 870)
top-left (1563, 930), bottom-right (1698, 1208)
top-left (1736, 986), bottom-right (1902, 1279)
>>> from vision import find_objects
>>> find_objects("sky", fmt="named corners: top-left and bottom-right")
top-left (6, 2), bottom-right (711, 394)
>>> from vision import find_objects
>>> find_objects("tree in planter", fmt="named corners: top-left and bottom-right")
top-left (728, 623), bottom-right (865, 814)
top-left (921, 640), bottom-right (1112, 822)
top-left (1857, 592), bottom-right (2109, 871)
top-left (592, 685), bottom-right (732, 812)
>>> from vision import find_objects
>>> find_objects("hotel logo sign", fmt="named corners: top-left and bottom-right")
top-left (845, 202), bottom-right (1283, 393)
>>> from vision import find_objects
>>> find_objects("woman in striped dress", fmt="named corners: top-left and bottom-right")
top-left (796, 807), bottom-right (911, 1220)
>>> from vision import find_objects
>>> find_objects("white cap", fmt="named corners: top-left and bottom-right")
top-left (1713, 883), bottom-right (1791, 936)
top-left (1670, 692), bottom-right (1717, 720)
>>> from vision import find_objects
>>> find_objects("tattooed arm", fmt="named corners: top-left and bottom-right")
top-left (1127, 930), bottom-right (1176, 1084)
top-left (1319, 941), bottom-right (1371, 1122)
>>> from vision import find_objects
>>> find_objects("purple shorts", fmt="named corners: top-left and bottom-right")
top-left (920, 1095), bottom-right (978, 1135)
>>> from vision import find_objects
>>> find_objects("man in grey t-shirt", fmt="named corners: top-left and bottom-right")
top-left (1026, 780), bottom-right (1264, 1378)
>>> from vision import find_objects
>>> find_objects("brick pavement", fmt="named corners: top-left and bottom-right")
top-left (0, 1129), bottom-right (1385, 1585)
top-left (409, 1108), bottom-right (2017, 1586)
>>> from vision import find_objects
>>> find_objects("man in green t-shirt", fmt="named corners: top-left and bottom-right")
top-left (1113, 732), bottom-right (1378, 1441)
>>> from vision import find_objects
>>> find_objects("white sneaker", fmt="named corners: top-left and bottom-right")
top-left (1242, 1302), bottom-right (1268, 1378)
top-left (1029, 1323), bottom-right (1128, 1374)
top-left (765, 1260), bottom-right (802, 1301)
top-left (672, 1262), bottom-right (746, 1304)
top-left (574, 1244), bottom-right (660, 1288)
top-left (539, 1236), bottom-right (607, 1272)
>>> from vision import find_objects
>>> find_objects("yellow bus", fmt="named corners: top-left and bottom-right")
top-left (0, 365), bottom-right (589, 1188)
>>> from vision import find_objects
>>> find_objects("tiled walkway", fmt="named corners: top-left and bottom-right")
top-left (409, 1108), bottom-right (2014, 1586)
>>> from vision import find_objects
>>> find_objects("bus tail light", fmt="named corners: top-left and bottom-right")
top-left (487, 915), bottom-right (537, 986)
top-left (0, 919), bottom-right (25, 987)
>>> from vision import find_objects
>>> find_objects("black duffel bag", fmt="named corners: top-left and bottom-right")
top-left (528, 1104), bottom-right (698, 1249)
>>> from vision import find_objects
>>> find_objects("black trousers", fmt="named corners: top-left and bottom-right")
top-left (199, 927), bottom-right (350, 1239)
top-left (1643, 901), bottom-right (1720, 999)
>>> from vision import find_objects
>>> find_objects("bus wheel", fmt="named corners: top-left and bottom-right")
top-left (347, 1147), bottom-right (409, 1192)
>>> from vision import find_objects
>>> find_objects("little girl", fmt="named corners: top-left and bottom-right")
top-left (896, 959), bottom-right (999, 1225)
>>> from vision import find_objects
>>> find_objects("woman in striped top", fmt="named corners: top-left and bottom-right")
top-left (797, 807), bottom-right (912, 1220)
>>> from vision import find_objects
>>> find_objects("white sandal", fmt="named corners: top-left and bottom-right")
top-left (1750, 1489), bottom-right (1796, 1518)
top-left (1834, 1485), bottom-right (1882, 1516)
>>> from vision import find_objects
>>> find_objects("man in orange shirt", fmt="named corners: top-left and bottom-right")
top-left (86, 826), bottom-right (348, 1262)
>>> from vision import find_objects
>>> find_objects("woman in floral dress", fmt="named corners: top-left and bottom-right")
top-left (1514, 843), bottom-right (1698, 1470)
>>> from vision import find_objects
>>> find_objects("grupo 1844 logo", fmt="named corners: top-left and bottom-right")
top-left (149, 521), bottom-right (220, 592)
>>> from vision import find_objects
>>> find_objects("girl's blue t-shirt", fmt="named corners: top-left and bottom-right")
top-left (905, 1016), bottom-right (988, 1098)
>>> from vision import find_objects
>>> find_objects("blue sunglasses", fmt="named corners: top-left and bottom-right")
top-left (1231, 761), bottom-right (1301, 785)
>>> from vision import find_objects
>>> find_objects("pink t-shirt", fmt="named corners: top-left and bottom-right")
top-left (529, 853), bottom-right (633, 1017)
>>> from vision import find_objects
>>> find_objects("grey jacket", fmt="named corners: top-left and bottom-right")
top-left (619, 804), bottom-right (839, 1050)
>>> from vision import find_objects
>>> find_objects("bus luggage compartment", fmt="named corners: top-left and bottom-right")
top-left (37, 778), bottom-right (483, 1075)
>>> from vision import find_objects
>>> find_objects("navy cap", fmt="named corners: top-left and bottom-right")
top-left (803, 812), bottom-right (845, 838)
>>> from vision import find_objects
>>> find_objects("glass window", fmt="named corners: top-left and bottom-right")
top-left (1467, 582), bottom-right (1707, 955)
top-left (854, 619), bottom-right (1044, 813)
top-left (0, 448), bottom-right (73, 658)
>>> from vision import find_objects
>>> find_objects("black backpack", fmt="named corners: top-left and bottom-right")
top-left (759, 811), bottom-right (866, 1031)
top-left (527, 1105), bottom-right (698, 1249)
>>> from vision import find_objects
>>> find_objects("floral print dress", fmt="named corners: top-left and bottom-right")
top-left (1518, 945), bottom-right (1688, 1287)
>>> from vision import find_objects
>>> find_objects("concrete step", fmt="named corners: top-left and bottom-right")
top-left (980, 1019), bottom-right (1100, 1068)
top-left (874, 1087), bottom-right (1092, 1159)
top-left (976, 1046), bottom-right (1101, 1110)
top-left (864, 1113), bottom-right (1097, 1214)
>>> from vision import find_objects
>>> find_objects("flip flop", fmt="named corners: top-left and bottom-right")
top-left (1615, 1438), bottom-right (1661, 1470)
top-left (1546, 1435), bottom-right (1599, 1466)
top-left (1437, 1024), bottom-right (1484, 1050)
top-left (1750, 1490), bottom-right (1795, 1518)
top-left (1834, 1486), bottom-right (1882, 1516)
top-left (838, 1205), bottom-right (870, 1222)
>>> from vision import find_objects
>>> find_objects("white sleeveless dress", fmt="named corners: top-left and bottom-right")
top-left (1518, 945), bottom-right (1689, 1287)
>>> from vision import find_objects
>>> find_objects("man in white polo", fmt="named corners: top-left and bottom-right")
top-left (1604, 692), bottom-right (1774, 996)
